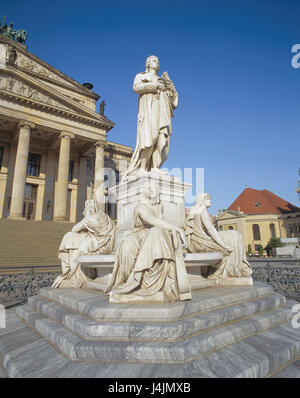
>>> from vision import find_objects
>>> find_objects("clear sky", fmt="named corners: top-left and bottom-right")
top-left (2, 0), bottom-right (300, 214)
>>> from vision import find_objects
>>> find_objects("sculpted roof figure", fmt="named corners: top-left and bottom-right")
top-left (124, 55), bottom-right (178, 179)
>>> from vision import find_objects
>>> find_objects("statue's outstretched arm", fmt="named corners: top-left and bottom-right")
top-left (71, 219), bottom-right (86, 233)
top-left (137, 205), bottom-right (186, 244)
top-left (201, 209), bottom-right (229, 250)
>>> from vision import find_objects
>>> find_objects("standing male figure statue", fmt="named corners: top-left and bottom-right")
top-left (124, 55), bottom-right (178, 178)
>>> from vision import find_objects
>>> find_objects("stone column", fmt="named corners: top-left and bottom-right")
top-left (76, 155), bottom-right (87, 221)
top-left (53, 131), bottom-right (74, 221)
top-left (94, 140), bottom-right (106, 212)
top-left (43, 149), bottom-right (56, 220)
top-left (8, 121), bottom-right (35, 219)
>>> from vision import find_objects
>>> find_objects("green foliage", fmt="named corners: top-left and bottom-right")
top-left (258, 245), bottom-right (264, 257)
top-left (264, 237), bottom-right (284, 256)
top-left (247, 244), bottom-right (252, 255)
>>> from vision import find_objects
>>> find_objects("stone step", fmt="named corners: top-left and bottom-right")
top-left (1, 297), bottom-right (300, 377)
top-left (0, 220), bottom-right (73, 268)
top-left (39, 282), bottom-right (274, 322)
top-left (28, 293), bottom-right (286, 341)
top-left (271, 359), bottom-right (300, 378)
top-left (16, 300), bottom-right (292, 363)
top-left (0, 363), bottom-right (7, 378)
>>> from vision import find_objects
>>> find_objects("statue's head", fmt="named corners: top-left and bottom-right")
top-left (196, 193), bottom-right (211, 208)
top-left (142, 181), bottom-right (160, 204)
top-left (83, 199), bottom-right (100, 217)
top-left (145, 55), bottom-right (160, 72)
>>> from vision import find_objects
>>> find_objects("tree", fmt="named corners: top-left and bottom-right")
top-left (264, 237), bottom-right (284, 256)
top-left (258, 245), bottom-right (264, 257)
top-left (247, 244), bottom-right (252, 256)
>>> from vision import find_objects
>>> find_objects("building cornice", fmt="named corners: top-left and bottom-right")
top-left (106, 141), bottom-right (133, 157)
top-left (0, 89), bottom-right (113, 129)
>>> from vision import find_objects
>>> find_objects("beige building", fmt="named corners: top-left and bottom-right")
top-left (216, 188), bottom-right (300, 253)
top-left (0, 35), bottom-right (132, 222)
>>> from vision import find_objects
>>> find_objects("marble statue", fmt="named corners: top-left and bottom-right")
top-left (52, 199), bottom-right (115, 289)
top-left (124, 55), bottom-right (178, 178)
top-left (184, 193), bottom-right (252, 279)
top-left (105, 182), bottom-right (191, 303)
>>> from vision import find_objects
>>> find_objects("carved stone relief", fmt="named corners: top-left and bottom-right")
top-left (16, 52), bottom-right (71, 86)
top-left (0, 75), bottom-right (72, 111)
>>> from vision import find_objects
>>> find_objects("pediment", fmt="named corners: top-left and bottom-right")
top-left (0, 73), bottom-right (75, 112)
top-left (15, 52), bottom-right (77, 88)
top-left (0, 69), bottom-right (114, 130)
top-left (217, 210), bottom-right (245, 220)
top-left (0, 39), bottom-right (98, 102)
top-left (0, 38), bottom-right (114, 129)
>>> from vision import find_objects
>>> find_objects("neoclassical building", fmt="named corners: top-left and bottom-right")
top-left (216, 188), bottom-right (300, 253)
top-left (0, 35), bottom-right (132, 222)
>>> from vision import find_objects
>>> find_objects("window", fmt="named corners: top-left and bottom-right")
top-left (252, 224), bottom-right (261, 240)
top-left (254, 202), bottom-right (261, 208)
top-left (68, 161), bottom-right (74, 182)
top-left (270, 223), bottom-right (276, 238)
top-left (218, 225), bottom-right (223, 231)
top-left (0, 146), bottom-right (3, 169)
top-left (27, 153), bottom-right (41, 177)
top-left (24, 184), bottom-right (38, 199)
top-left (228, 226), bottom-right (233, 230)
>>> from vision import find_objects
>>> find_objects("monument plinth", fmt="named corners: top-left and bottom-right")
top-left (109, 171), bottom-right (191, 248)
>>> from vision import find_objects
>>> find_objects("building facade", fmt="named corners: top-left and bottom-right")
top-left (216, 188), bottom-right (300, 253)
top-left (0, 35), bottom-right (132, 222)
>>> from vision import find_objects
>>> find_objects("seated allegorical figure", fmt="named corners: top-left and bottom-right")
top-left (52, 199), bottom-right (115, 289)
top-left (184, 193), bottom-right (252, 279)
top-left (105, 183), bottom-right (191, 302)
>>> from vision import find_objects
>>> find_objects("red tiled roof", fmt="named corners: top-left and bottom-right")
top-left (228, 188), bottom-right (300, 215)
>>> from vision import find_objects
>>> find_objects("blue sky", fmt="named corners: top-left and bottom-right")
top-left (3, 0), bottom-right (300, 214)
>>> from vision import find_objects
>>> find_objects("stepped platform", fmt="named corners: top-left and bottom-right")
top-left (0, 220), bottom-right (73, 268)
top-left (0, 282), bottom-right (300, 377)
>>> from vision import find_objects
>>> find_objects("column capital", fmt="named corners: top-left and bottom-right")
top-left (60, 131), bottom-right (75, 140)
top-left (95, 140), bottom-right (107, 150)
top-left (18, 120), bottom-right (36, 131)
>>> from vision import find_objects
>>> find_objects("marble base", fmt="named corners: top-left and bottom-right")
top-left (79, 253), bottom-right (252, 292)
top-left (108, 171), bottom-right (191, 250)
top-left (1, 282), bottom-right (299, 377)
top-left (215, 277), bottom-right (253, 286)
top-left (108, 290), bottom-right (165, 304)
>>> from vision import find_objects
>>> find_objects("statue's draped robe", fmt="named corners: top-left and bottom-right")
top-left (125, 71), bottom-right (178, 175)
top-left (105, 203), bottom-right (179, 301)
top-left (53, 213), bottom-right (115, 288)
top-left (184, 207), bottom-right (252, 279)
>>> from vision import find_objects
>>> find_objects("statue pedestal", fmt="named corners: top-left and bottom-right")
top-left (109, 170), bottom-right (192, 249)
top-left (8, 282), bottom-right (300, 377)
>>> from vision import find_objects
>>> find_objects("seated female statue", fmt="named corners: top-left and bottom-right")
top-left (52, 199), bottom-right (115, 288)
top-left (184, 193), bottom-right (252, 279)
top-left (105, 183), bottom-right (189, 302)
